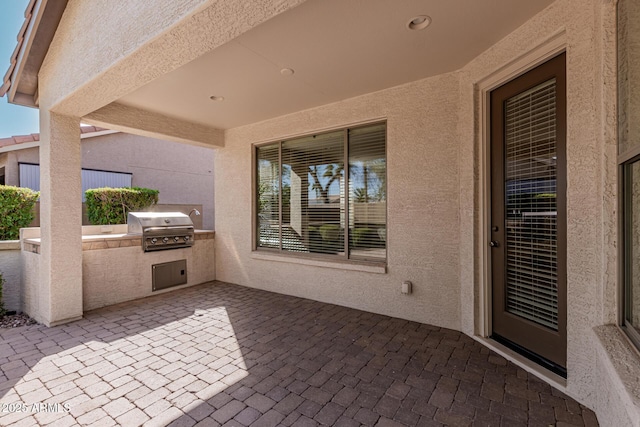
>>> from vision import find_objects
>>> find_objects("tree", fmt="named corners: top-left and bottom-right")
top-left (308, 163), bottom-right (343, 204)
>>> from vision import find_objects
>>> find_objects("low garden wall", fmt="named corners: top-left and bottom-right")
top-left (0, 240), bottom-right (22, 312)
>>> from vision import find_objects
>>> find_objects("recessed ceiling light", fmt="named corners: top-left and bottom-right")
top-left (407, 15), bottom-right (431, 30)
top-left (280, 68), bottom-right (295, 76)
top-left (209, 95), bottom-right (225, 101)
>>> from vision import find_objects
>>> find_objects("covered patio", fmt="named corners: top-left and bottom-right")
top-left (0, 282), bottom-right (596, 426)
top-left (2, 0), bottom-right (640, 424)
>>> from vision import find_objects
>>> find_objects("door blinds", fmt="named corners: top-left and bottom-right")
top-left (504, 78), bottom-right (559, 330)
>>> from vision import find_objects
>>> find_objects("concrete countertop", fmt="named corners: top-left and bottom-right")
top-left (22, 230), bottom-right (214, 253)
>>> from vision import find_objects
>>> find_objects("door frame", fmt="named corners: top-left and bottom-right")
top-left (490, 53), bottom-right (567, 371)
top-left (476, 33), bottom-right (567, 341)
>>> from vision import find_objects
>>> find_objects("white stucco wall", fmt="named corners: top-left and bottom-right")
top-left (217, 71), bottom-right (462, 331)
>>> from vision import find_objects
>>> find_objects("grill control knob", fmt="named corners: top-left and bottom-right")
top-left (150, 238), bottom-right (157, 244)
top-left (174, 236), bottom-right (180, 242)
top-left (162, 237), bottom-right (169, 243)
top-left (184, 236), bottom-right (190, 242)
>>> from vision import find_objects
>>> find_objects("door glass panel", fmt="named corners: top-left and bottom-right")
top-left (504, 78), bottom-right (558, 330)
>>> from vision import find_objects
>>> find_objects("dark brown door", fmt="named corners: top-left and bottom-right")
top-left (490, 53), bottom-right (567, 373)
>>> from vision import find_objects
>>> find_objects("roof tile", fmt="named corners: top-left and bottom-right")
top-left (0, 127), bottom-right (111, 149)
top-left (1, 2), bottom-right (36, 98)
top-left (13, 135), bottom-right (36, 144)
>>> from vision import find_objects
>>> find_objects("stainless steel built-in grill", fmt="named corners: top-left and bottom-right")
top-left (127, 212), bottom-right (195, 252)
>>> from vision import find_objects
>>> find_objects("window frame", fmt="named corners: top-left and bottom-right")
top-left (252, 121), bottom-right (388, 265)
top-left (620, 150), bottom-right (640, 349)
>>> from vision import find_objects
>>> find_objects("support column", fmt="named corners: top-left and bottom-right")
top-left (38, 110), bottom-right (82, 326)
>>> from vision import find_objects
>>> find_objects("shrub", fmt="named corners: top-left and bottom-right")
top-left (352, 227), bottom-right (375, 247)
top-left (0, 272), bottom-right (5, 318)
top-left (319, 224), bottom-right (340, 242)
top-left (0, 185), bottom-right (39, 240)
top-left (85, 187), bottom-right (159, 225)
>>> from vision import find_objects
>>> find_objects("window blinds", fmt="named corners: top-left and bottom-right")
top-left (504, 79), bottom-right (559, 330)
top-left (348, 124), bottom-right (386, 260)
top-left (256, 123), bottom-right (386, 261)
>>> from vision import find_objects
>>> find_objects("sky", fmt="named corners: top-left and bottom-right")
top-left (0, 0), bottom-right (39, 138)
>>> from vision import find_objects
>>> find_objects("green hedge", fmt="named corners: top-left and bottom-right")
top-left (0, 185), bottom-right (39, 240)
top-left (352, 227), bottom-right (375, 247)
top-left (85, 187), bottom-right (159, 225)
top-left (319, 224), bottom-right (340, 242)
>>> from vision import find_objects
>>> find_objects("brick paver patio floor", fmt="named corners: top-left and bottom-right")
top-left (0, 281), bottom-right (598, 426)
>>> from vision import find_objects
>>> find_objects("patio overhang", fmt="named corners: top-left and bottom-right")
top-left (2, 0), bottom-right (556, 136)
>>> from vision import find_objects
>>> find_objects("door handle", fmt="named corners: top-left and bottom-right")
top-left (490, 240), bottom-right (499, 247)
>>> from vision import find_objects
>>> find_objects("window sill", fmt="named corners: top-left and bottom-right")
top-left (251, 251), bottom-right (387, 274)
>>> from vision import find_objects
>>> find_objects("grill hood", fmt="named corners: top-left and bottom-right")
top-left (127, 212), bottom-right (194, 234)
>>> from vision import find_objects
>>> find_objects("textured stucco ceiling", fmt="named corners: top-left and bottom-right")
top-left (117, 0), bottom-right (554, 130)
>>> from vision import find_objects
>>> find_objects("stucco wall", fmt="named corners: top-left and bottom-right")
top-left (217, 71), bottom-right (462, 331)
top-left (457, 0), bottom-right (621, 419)
top-left (81, 132), bottom-right (215, 229)
top-left (594, 326), bottom-right (640, 427)
top-left (83, 238), bottom-right (215, 311)
top-left (620, 0), bottom-right (640, 329)
top-left (2, 151), bottom-right (22, 186)
top-left (214, 0), bottom-right (629, 422)
top-left (9, 146), bottom-right (39, 168)
top-left (18, 0), bottom-right (638, 423)
top-left (0, 241), bottom-right (22, 312)
top-left (5, 133), bottom-right (215, 229)
top-left (618, 0), bottom-right (640, 155)
top-left (21, 250), bottom-right (40, 323)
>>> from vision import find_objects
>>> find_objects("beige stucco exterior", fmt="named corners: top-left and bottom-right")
top-left (218, 72), bottom-right (462, 330)
top-left (1, 131), bottom-right (215, 229)
top-left (213, 1), bottom-right (628, 422)
top-left (0, 241), bottom-right (21, 312)
top-left (20, 226), bottom-right (215, 319)
top-left (6, 0), bottom-right (639, 424)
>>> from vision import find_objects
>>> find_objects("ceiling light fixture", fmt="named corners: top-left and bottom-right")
top-left (209, 95), bottom-right (225, 101)
top-left (407, 15), bottom-right (431, 31)
top-left (280, 68), bottom-right (295, 76)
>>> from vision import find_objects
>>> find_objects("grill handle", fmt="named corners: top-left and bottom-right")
top-left (144, 226), bottom-right (194, 234)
